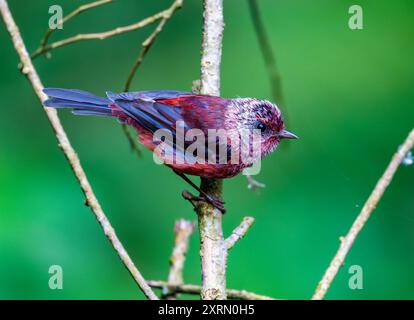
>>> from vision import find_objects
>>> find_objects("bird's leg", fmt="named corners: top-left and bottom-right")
top-left (173, 170), bottom-right (226, 213)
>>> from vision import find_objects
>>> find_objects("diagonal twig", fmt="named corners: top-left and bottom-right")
top-left (225, 217), bottom-right (255, 250)
top-left (148, 280), bottom-right (277, 300)
top-left (163, 219), bottom-right (195, 299)
top-left (246, 0), bottom-right (285, 190)
top-left (31, 7), bottom-right (168, 59)
top-left (39, 0), bottom-right (113, 57)
top-left (248, 0), bottom-right (286, 112)
top-left (121, 125), bottom-right (143, 158)
top-left (0, 0), bottom-right (158, 300)
top-left (122, 0), bottom-right (183, 157)
top-left (123, 0), bottom-right (183, 91)
top-left (31, 0), bottom-right (183, 159)
top-left (312, 128), bottom-right (414, 300)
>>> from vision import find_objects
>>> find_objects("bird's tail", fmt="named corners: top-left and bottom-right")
top-left (43, 88), bottom-right (112, 116)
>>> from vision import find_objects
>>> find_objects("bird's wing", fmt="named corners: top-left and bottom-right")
top-left (107, 90), bottom-right (193, 102)
top-left (108, 91), bottom-right (229, 133)
top-left (112, 98), bottom-right (187, 134)
top-left (112, 93), bottom-right (232, 164)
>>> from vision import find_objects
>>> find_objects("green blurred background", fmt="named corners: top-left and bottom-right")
top-left (0, 0), bottom-right (413, 299)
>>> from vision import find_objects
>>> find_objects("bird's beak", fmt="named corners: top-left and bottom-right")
top-left (279, 129), bottom-right (298, 139)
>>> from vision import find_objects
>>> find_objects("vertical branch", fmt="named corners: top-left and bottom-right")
top-left (197, 179), bottom-right (227, 300)
top-left (197, 0), bottom-right (226, 300)
top-left (0, 0), bottom-right (158, 300)
top-left (200, 0), bottom-right (223, 97)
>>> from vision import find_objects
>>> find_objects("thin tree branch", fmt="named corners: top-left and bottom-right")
top-left (246, 0), bottom-right (286, 190)
top-left (121, 125), bottom-right (142, 158)
top-left (124, 0), bottom-right (183, 92)
top-left (148, 280), bottom-right (276, 300)
top-left (31, 8), bottom-right (167, 59)
top-left (312, 128), bottom-right (414, 300)
top-left (163, 219), bottom-right (195, 299)
top-left (0, 0), bottom-right (158, 300)
top-left (121, 0), bottom-right (183, 157)
top-left (32, 1), bottom-right (182, 159)
top-left (248, 0), bottom-right (286, 112)
top-left (225, 217), bottom-right (255, 250)
top-left (196, 0), bottom-right (226, 300)
top-left (39, 0), bottom-right (113, 56)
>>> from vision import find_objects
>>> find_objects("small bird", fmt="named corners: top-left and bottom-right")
top-left (43, 88), bottom-right (297, 212)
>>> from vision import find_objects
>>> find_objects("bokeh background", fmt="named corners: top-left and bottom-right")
top-left (1, 0), bottom-right (413, 299)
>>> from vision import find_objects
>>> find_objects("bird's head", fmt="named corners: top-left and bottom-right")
top-left (225, 98), bottom-right (297, 159)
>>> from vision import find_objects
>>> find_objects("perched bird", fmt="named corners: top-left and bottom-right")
top-left (43, 88), bottom-right (297, 212)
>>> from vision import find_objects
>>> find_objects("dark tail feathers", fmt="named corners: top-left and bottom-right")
top-left (43, 88), bottom-right (112, 116)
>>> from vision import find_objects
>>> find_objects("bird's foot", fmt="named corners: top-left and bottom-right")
top-left (182, 190), bottom-right (226, 214)
top-left (203, 194), bottom-right (226, 214)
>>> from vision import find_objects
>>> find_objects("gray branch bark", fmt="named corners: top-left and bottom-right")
top-left (0, 0), bottom-right (158, 300)
top-left (197, 0), bottom-right (226, 300)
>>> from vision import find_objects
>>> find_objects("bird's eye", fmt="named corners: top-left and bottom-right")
top-left (256, 122), bottom-right (267, 132)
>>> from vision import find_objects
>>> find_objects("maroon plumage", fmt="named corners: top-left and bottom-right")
top-left (43, 88), bottom-right (297, 179)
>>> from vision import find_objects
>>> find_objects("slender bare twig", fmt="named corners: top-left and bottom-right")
top-left (312, 129), bottom-right (414, 300)
top-left (32, 0), bottom-right (183, 158)
top-left (124, 0), bottom-right (183, 91)
top-left (248, 0), bottom-right (285, 111)
top-left (31, 8), bottom-right (167, 59)
top-left (121, 0), bottom-right (183, 156)
top-left (39, 0), bottom-right (113, 56)
top-left (225, 217), bottom-right (255, 250)
top-left (121, 125), bottom-right (142, 158)
top-left (0, 0), bottom-right (158, 300)
top-left (148, 280), bottom-right (276, 300)
top-left (245, 0), bottom-right (287, 190)
top-left (163, 219), bottom-right (195, 299)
